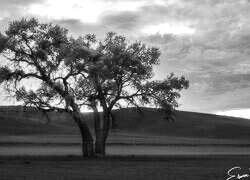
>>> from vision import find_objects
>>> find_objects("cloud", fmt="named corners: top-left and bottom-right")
top-left (0, 0), bottom-right (46, 31)
top-left (1, 0), bottom-right (250, 114)
top-left (135, 0), bottom-right (250, 113)
top-left (0, 0), bottom-right (42, 9)
top-left (54, 10), bottom-right (145, 38)
top-left (99, 11), bottom-right (141, 32)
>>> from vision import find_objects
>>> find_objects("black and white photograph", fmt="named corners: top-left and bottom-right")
top-left (0, 0), bottom-right (250, 179)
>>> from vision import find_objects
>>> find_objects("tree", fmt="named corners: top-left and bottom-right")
top-left (75, 32), bottom-right (189, 155)
top-left (0, 18), bottom-right (96, 156)
top-left (0, 18), bottom-right (189, 156)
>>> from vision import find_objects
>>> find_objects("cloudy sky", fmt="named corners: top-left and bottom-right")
top-left (0, 0), bottom-right (250, 118)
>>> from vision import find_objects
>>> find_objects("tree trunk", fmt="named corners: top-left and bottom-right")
top-left (92, 104), bottom-right (100, 136)
top-left (95, 130), bottom-right (106, 155)
top-left (95, 111), bottom-right (110, 155)
top-left (110, 112), bottom-right (117, 129)
top-left (92, 104), bottom-right (105, 155)
top-left (74, 113), bottom-right (94, 157)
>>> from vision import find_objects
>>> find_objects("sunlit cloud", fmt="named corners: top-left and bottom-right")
top-left (29, 0), bottom-right (146, 23)
top-left (142, 23), bottom-right (196, 35)
top-left (216, 109), bottom-right (250, 119)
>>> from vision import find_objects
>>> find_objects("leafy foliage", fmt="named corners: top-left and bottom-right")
top-left (0, 18), bottom-right (85, 112)
top-left (74, 32), bottom-right (189, 121)
top-left (0, 18), bottom-right (189, 155)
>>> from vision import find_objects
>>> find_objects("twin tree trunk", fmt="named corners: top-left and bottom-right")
top-left (74, 110), bottom-right (110, 156)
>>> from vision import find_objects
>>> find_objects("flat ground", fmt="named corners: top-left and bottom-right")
top-left (0, 155), bottom-right (249, 180)
top-left (1, 107), bottom-right (250, 179)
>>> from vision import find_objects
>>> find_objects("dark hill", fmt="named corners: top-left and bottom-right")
top-left (0, 106), bottom-right (250, 140)
top-left (111, 108), bottom-right (250, 139)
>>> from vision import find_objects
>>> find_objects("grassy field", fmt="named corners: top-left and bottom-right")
top-left (1, 106), bottom-right (250, 139)
top-left (1, 106), bottom-right (250, 147)
top-left (1, 106), bottom-right (250, 179)
top-left (0, 155), bottom-right (249, 180)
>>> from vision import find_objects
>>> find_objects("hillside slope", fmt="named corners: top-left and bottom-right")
top-left (111, 108), bottom-right (250, 139)
top-left (0, 106), bottom-right (250, 140)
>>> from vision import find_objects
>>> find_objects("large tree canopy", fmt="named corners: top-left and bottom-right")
top-left (0, 18), bottom-right (97, 156)
top-left (67, 32), bottom-right (189, 154)
top-left (0, 18), bottom-right (189, 156)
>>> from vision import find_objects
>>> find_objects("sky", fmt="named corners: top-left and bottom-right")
top-left (0, 0), bottom-right (250, 118)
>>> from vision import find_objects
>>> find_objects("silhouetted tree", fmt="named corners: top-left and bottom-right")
top-left (76, 32), bottom-right (189, 155)
top-left (0, 18), bottom-right (189, 156)
top-left (0, 18), bottom-right (96, 156)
